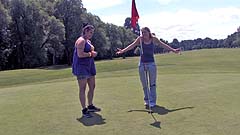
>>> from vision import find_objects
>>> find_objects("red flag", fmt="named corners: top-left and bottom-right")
top-left (131, 0), bottom-right (139, 29)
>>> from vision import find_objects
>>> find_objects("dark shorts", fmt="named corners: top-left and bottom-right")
top-left (76, 75), bottom-right (94, 80)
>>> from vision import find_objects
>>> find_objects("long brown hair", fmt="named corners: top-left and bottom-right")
top-left (141, 27), bottom-right (153, 38)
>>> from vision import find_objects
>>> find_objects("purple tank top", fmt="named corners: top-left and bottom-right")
top-left (140, 41), bottom-right (155, 63)
top-left (72, 41), bottom-right (96, 76)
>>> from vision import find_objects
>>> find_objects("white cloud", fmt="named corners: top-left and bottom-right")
top-left (100, 14), bottom-right (128, 26)
top-left (138, 7), bottom-right (240, 41)
top-left (155, 0), bottom-right (179, 5)
top-left (85, 2), bottom-right (240, 41)
top-left (82, 0), bottom-right (124, 10)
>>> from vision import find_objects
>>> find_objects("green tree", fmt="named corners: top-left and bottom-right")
top-left (124, 17), bottom-right (140, 35)
top-left (230, 32), bottom-right (240, 48)
top-left (54, 0), bottom-right (86, 65)
top-left (105, 24), bottom-right (122, 59)
top-left (42, 16), bottom-right (65, 65)
top-left (0, 0), bottom-right (10, 8)
top-left (36, 0), bottom-right (65, 65)
top-left (37, 0), bottom-right (56, 16)
top-left (0, 1), bottom-right (11, 70)
top-left (8, 0), bottom-right (26, 69)
top-left (82, 13), bottom-right (110, 59)
top-left (9, 0), bottom-right (65, 68)
top-left (118, 26), bottom-right (137, 58)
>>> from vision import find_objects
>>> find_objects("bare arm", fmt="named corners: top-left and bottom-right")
top-left (75, 38), bottom-right (91, 58)
top-left (87, 39), bottom-right (98, 57)
top-left (153, 37), bottom-right (180, 53)
top-left (116, 36), bottom-right (141, 54)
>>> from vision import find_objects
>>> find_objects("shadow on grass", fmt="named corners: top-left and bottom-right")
top-left (151, 105), bottom-right (194, 115)
top-left (128, 105), bottom-right (194, 129)
top-left (128, 105), bottom-right (194, 115)
top-left (76, 112), bottom-right (106, 126)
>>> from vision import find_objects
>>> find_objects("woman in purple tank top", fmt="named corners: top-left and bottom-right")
top-left (116, 27), bottom-right (181, 111)
top-left (72, 24), bottom-right (101, 118)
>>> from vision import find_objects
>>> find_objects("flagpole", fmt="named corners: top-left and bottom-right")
top-left (131, 0), bottom-right (142, 54)
top-left (131, 0), bottom-right (152, 114)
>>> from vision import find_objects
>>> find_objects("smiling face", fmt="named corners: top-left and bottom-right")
top-left (141, 29), bottom-right (150, 38)
top-left (141, 27), bottom-right (152, 40)
top-left (85, 29), bottom-right (94, 39)
top-left (83, 25), bottom-right (95, 39)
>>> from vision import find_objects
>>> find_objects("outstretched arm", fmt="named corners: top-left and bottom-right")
top-left (116, 36), bottom-right (141, 54)
top-left (153, 37), bottom-right (180, 54)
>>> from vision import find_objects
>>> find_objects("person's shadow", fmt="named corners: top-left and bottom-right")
top-left (128, 105), bottom-right (194, 114)
top-left (128, 105), bottom-right (194, 129)
top-left (150, 105), bottom-right (194, 115)
top-left (76, 112), bottom-right (106, 126)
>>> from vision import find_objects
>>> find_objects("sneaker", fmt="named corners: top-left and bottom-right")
top-left (82, 108), bottom-right (92, 118)
top-left (88, 104), bottom-right (101, 112)
top-left (145, 103), bottom-right (155, 108)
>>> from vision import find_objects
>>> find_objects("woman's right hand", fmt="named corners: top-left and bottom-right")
top-left (116, 48), bottom-right (124, 55)
top-left (172, 48), bottom-right (181, 54)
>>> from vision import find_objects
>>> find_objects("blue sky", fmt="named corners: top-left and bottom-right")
top-left (83, 0), bottom-right (240, 41)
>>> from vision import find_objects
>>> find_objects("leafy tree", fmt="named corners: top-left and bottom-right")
top-left (224, 32), bottom-right (240, 48)
top-left (0, 1), bottom-right (11, 70)
top-left (54, 0), bottom-right (86, 65)
top-left (9, 0), bottom-right (65, 68)
top-left (105, 24), bottom-right (122, 59)
top-left (82, 13), bottom-right (110, 59)
top-left (42, 16), bottom-right (65, 65)
top-left (0, 0), bottom-right (10, 8)
top-left (8, 0), bottom-right (27, 69)
top-left (124, 17), bottom-right (132, 29)
top-left (124, 17), bottom-right (140, 35)
top-left (36, 0), bottom-right (65, 65)
top-left (171, 38), bottom-right (180, 49)
top-left (37, 0), bottom-right (56, 16)
top-left (118, 26), bottom-right (137, 58)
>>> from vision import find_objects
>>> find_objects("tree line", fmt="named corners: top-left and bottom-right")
top-left (0, 0), bottom-right (239, 71)
top-left (0, 0), bottom-right (137, 70)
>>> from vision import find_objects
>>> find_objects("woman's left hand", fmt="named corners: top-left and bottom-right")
top-left (173, 48), bottom-right (181, 54)
top-left (91, 51), bottom-right (98, 57)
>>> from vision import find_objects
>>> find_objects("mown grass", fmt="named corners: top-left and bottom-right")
top-left (0, 48), bottom-right (240, 135)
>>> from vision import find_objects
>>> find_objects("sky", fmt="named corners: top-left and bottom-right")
top-left (82, 0), bottom-right (240, 42)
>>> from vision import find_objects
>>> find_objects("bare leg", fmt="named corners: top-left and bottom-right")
top-left (87, 76), bottom-right (95, 105)
top-left (77, 79), bottom-right (88, 109)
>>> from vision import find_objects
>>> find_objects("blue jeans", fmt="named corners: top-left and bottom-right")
top-left (138, 62), bottom-right (157, 106)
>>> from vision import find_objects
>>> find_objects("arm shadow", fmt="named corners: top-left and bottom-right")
top-left (128, 105), bottom-right (194, 115)
top-left (128, 105), bottom-right (194, 129)
top-left (151, 105), bottom-right (194, 115)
